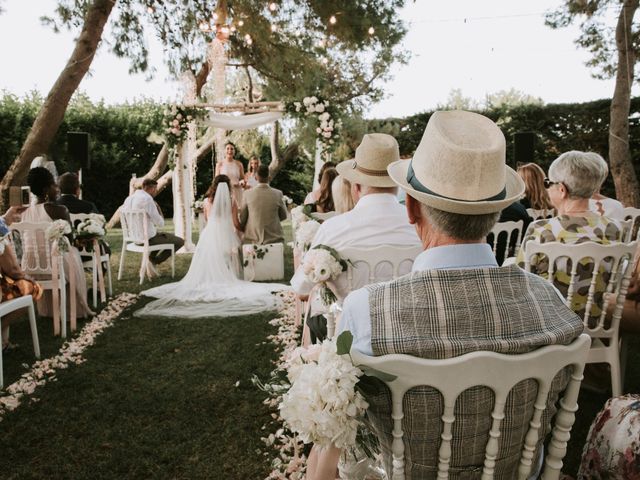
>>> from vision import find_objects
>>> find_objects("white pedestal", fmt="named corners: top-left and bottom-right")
top-left (242, 243), bottom-right (284, 281)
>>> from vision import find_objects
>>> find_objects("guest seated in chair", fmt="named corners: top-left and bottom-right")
top-left (57, 172), bottom-right (98, 214)
top-left (122, 178), bottom-right (184, 265)
top-left (291, 133), bottom-right (420, 343)
top-left (22, 167), bottom-right (94, 318)
top-left (308, 167), bottom-right (338, 213)
top-left (304, 161), bottom-right (336, 206)
top-left (311, 111), bottom-right (584, 480)
top-left (239, 165), bottom-right (288, 245)
top-left (0, 215), bottom-right (42, 350)
top-left (516, 151), bottom-right (624, 322)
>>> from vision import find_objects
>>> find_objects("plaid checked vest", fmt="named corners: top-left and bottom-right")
top-left (367, 265), bottom-right (583, 480)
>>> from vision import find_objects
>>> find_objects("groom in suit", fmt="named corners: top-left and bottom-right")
top-left (240, 165), bottom-right (288, 245)
top-left (57, 172), bottom-right (99, 214)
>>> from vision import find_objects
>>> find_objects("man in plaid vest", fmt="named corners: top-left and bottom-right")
top-left (334, 111), bottom-right (584, 479)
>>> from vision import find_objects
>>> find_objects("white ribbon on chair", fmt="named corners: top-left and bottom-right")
top-left (93, 239), bottom-right (106, 303)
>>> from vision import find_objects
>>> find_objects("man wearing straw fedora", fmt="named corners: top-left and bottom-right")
top-left (290, 133), bottom-right (420, 342)
top-left (330, 111), bottom-right (583, 479)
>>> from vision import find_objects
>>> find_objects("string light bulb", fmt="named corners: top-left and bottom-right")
top-left (147, 6), bottom-right (154, 14)
top-left (322, 57), bottom-right (329, 64)
top-left (329, 15), bottom-right (337, 25)
top-left (230, 25), bottom-right (236, 32)
top-left (368, 26), bottom-right (375, 35)
top-left (271, 24), bottom-right (278, 32)
top-left (212, 12), bottom-right (219, 21)
top-left (238, 20), bottom-right (244, 27)
top-left (317, 39), bottom-right (325, 48)
top-left (269, 2), bottom-right (277, 11)
top-left (245, 34), bottom-right (253, 45)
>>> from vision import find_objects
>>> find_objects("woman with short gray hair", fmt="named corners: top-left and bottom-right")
top-left (516, 150), bottom-right (624, 322)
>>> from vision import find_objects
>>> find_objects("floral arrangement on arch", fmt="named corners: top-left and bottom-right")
top-left (287, 96), bottom-right (342, 155)
top-left (162, 104), bottom-right (207, 151)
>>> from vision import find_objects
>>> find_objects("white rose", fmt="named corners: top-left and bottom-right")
top-left (315, 103), bottom-right (325, 113)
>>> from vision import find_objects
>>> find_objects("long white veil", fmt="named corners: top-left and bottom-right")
top-left (135, 182), bottom-right (288, 318)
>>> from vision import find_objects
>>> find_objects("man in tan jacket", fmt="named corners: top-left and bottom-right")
top-left (240, 165), bottom-right (287, 245)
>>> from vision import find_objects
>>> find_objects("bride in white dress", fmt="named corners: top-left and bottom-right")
top-left (135, 179), bottom-right (288, 318)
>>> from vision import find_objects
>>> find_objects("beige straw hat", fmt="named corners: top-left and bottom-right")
top-left (387, 110), bottom-right (525, 215)
top-left (336, 133), bottom-right (398, 188)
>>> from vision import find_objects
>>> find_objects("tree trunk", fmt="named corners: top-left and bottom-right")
top-left (0, 0), bottom-right (115, 209)
top-left (609, 0), bottom-right (640, 207)
top-left (269, 121), bottom-right (298, 179)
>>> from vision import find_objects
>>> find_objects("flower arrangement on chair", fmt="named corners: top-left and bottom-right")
top-left (45, 220), bottom-right (71, 253)
top-left (302, 245), bottom-right (348, 306)
top-left (74, 214), bottom-right (106, 252)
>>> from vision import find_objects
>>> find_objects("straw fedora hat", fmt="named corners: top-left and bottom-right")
top-left (387, 110), bottom-right (525, 215)
top-left (336, 133), bottom-right (398, 188)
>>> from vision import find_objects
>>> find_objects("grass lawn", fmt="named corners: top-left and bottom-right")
top-left (0, 218), bottom-right (637, 478)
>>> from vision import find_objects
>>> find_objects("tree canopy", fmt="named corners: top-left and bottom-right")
top-left (43, 0), bottom-right (409, 111)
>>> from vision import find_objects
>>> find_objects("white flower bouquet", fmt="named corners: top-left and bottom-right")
top-left (192, 199), bottom-right (205, 214)
top-left (282, 195), bottom-right (293, 206)
top-left (290, 205), bottom-right (313, 229)
top-left (302, 244), bottom-right (348, 305)
top-left (46, 219), bottom-right (71, 252)
top-left (279, 333), bottom-right (369, 449)
top-left (294, 219), bottom-right (320, 252)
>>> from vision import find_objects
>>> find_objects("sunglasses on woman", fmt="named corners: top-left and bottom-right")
top-left (543, 178), bottom-right (559, 189)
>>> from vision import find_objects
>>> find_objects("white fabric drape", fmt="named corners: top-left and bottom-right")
top-left (204, 111), bottom-right (283, 130)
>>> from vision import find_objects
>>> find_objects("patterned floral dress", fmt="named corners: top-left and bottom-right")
top-left (578, 395), bottom-right (640, 479)
top-left (516, 214), bottom-right (623, 325)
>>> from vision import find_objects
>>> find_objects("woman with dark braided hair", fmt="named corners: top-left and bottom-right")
top-left (21, 167), bottom-right (93, 318)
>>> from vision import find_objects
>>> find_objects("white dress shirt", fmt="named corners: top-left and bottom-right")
top-left (338, 243), bottom-right (498, 355)
top-left (123, 189), bottom-right (164, 238)
top-left (290, 193), bottom-right (420, 303)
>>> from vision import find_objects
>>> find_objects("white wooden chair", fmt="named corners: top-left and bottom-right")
top-left (10, 221), bottom-right (73, 338)
top-left (351, 333), bottom-right (591, 480)
top-left (622, 207), bottom-right (640, 241)
top-left (0, 294), bottom-right (41, 388)
top-left (118, 209), bottom-right (175, 285)
top-left (526, 208), bottom-right (554, 221)
top-left (487, 220), bottom-right (524, 263)
top-left (70, 213), bottom-right (112, 308)
top-left (317, 245), bottom-right (422, 338)
top-left (524, 241), bottom-right (638, 396)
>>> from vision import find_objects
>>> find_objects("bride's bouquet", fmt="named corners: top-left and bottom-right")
top-left (280, 332), bottom-right (369, 449)
top-left (302, 244), bottom-right (348, 305)
top-left (46, 220), bottom-right (71, 253)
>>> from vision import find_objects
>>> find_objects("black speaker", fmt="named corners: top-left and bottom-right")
top-left (67, 132), bottom-right (90, 170)
top-left (513, 132), bottom-right (536, 167)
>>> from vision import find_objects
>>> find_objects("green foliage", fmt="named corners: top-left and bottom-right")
top-left (365, 97), bottom-right (640, 198)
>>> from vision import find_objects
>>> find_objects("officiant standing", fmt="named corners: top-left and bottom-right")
top-left (239, 165), bottom-right (287, 245)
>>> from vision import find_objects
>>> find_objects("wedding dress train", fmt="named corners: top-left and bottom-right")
top-left (135, 183), bottom-right (288, 318)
